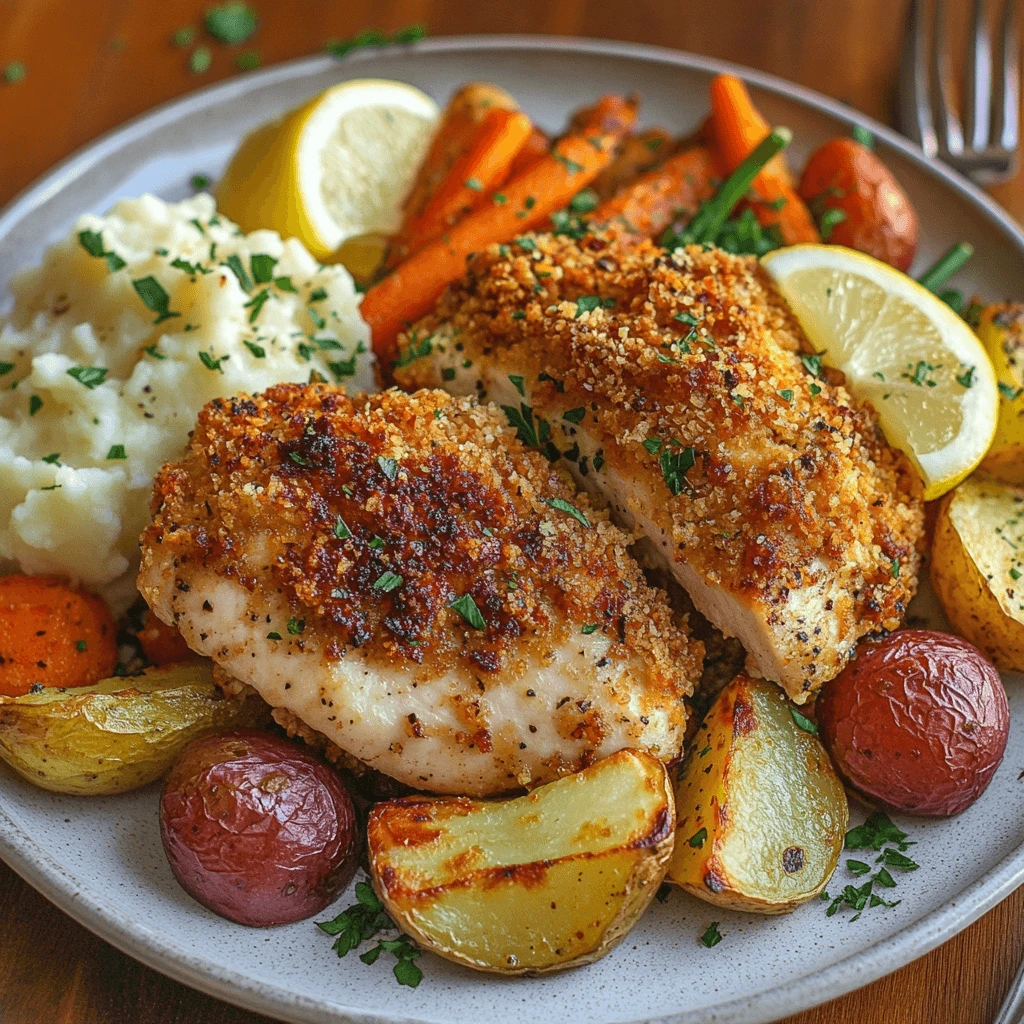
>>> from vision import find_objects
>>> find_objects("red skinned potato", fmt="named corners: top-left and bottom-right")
top-left (798, 138), bottom-right (919, 271)
top-left (160, 730), bottom-right (359, 926)
top-left (816, 630), bottom-right (1008, 817)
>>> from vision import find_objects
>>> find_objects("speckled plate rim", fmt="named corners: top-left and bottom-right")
top-left (1, 34), bottom-right (1024, 1024)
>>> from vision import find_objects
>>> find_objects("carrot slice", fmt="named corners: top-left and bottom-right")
top-left (0, 575), bottom-right (117, 696)
top-left (708, 75), bottom-right (819, 244)
top-left (137, 607), bottom-right (193, 666)
top-left (365, 96), bottom-right (638, 370)
top-left (399, 108), bottom-right (534, 259)
top-left (591, 127), bottom-right (675, 200)
top-left (387, 83), bottom-right (520, 269)
top-left (593, 146), bottom-right (718, 242)
top-left (505, 126), bottom-right (550, 178)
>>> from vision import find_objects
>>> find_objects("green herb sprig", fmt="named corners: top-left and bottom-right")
top-left (317, 881), bottom-right (423, 988)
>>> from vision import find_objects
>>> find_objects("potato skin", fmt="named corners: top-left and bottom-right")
top-left (931, 476), bottom-right (1024, 671)
top-left (798, 138), bottom-right (918, 270)
top-left (0, 662), bottom-right (269, 795)
top-left (817, 630), bottom-right (1008, 816)
top-left (160, 730), bottom-right (359, 926)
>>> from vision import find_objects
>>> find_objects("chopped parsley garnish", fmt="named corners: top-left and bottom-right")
top-left (287, 617), bottom-right (305, 635)
top-left (223, 253), bottom-right (253, 292)
top-left (502, 402), bottom-right (549, 448)
top-left (464, 177), bottom-right (483, 192)
top-left (288, 451), bottom-right (310, 467)
top-left (777, 388), bottom-right (794, 403)
top-left (78, 229), bottom-right (127, 272)
top-left (333, 517), bottom-right (351, 540)
top-left (170, 257), bottom-right (204, 276)
top-left (245, 289), bottom-right (271, 323)
top-left (999, 382), bottom-right (1024, 401)
top-left (688, 827), bottom-right (708, 848)
top-left (537, 371), bottom-right (564, 393)
top-left (308, 306), bottom-right (326, 330)
top-left (266, 631), bottom-right (282, 640)
top-left (575, 295), bottom-right (613, 318)
top-left (374, 572), bottom-right (403, 593)
top-left (41, 452), bottom-right (61, 465)
top-left (801, 353), bottom-right (824, 377)
top-left (317, 880), bottom-right (423, 988)
top-left (172, 26), bottom-right (196, 46)
top-left (509, 374), bottom-right (526, 397)
top-left (394, 330), bottom-right (433, 367)
top-left (659, 444), bottom-right (697, 496)
top-left (378, 456), bottom-right (398, 481)
top-left (554, 152), bottom-right (584, 174)
top-left (581, 623), bottom-right (599, 635)
top-left (3, 61), bottom-right (26, 84)
top-left (250, 253), bottom-right (278, 284)
top-left (819, 207), bottom-right (847, 240)
top-left (274, 276), bottom-right (297, 292)
top-left (851, 124), bottom-right (875, 148)
top-left (699, 922), bottom-right (723, 948)
top-left (790, 708), bottom-right (818, 734)
top-left (956, 365), bottom-right (976, 389)
top-left (308, 286), bottom-right (328, 303)
top-left (132, 276), bottom-right (179, 324)
top-left (325, 24), bottom-right (427, 59)
top-left (328, 355), bottom-right (358, 380)
top-left (568, 188), bottom-right (600, 214)
top-left (562, 407), bottom-right (586, 424)
top-left (190, 173), bottom-right (211, 191)
top-left (1011, 568), bottom-right (1022, 581)
top-left (516, 236), bottom-right (537, 251)
top-left (236, 50), bottom-right (261, 71)
top-left (823, 812), bottom-right (918, 921)
top-left (550, 208), bottom-right (588, 240)
top-left (544, 496), bottom-right (590, 527)
top-left (67, 366), bottom-right (108, 389)
top-left (0, 363), bottom-right (13, 377)
top-left (450, 593), bottom-right (485, 629)
top-left (76, 640), bottom-right (87, 652)
top-left (244, 340), bottom-right (266, 358)
top-left (190, 46), bottom-right (212, 74)
top-left (891, 558), bottom-right (901, 579)
top-left (106, 444), bottom-right (127, 460)
top-left (198, 351), bottom-right (227, 373)
top-left (204, 2), bottom-right (258, 44)
top-left (29, 395), bottom-right (42, 416)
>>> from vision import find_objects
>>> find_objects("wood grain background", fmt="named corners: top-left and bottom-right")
top-left (1, 1), bottom-right (1023, 1021)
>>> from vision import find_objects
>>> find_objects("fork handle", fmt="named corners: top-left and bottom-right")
top-left (994, 953), bottom-right (1024, 1024)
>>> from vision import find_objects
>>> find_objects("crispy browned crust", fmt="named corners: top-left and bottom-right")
top-left (141, 384), bottom-right (700, 702)
top-left (394, 235), bottom-right (925, 696)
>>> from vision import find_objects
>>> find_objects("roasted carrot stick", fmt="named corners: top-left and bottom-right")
top-left (592, 146), bottom-right (717, 242)
top-left (505, 126), bottom-right (551, 178)
top-left (0, 575), bottom-right (117, 696)
top-left (709, 74), bottom-right (819, 244)
top-left (398, 108), bottom-right (534, 259)
top-left (366, 97), bottom-right (637, 370)
top-left (387, 83), bottom-right (519, 269)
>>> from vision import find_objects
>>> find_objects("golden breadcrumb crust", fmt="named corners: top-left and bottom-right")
top-left (141, 384), bottom-right (700, 705)
top-left (394, 235), bottom-right (925, 697)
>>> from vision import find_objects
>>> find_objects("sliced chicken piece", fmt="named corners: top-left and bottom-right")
top-left (390, 236), bottom-right (925, 702)
top-left (138, 384), bottom-right (701, 796)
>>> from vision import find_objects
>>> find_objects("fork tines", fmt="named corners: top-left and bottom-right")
top-left (898, 0), bottom-right (1020, 184)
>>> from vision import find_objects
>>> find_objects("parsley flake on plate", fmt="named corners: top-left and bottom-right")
top-left (106, 445), bottom-right (127, 460)
top-left (790, 708), bottom-right (818, 735)
top-left (204, 2), bottom-right (258, 44)
top-left (67, 366), bottom-right (108, 389)
top-left (374, 572), bottom-right (404, 593)
top-left (132, 276), bottom-right (179, 324)
top-left (78, 229), bottom-right (126, 272)
top-left (544, 496), bottom-right (590, 527)
top-left (700, 922), bottom-right (723, 948)
top-left (189, 46), bottom-right (212, 74)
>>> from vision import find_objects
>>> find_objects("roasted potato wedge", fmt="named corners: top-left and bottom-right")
top-left (0, 662), bottom-right (270, 795)
top-left (932, 473), bottom-right (1024, 672)
top-left (977, 303), bottom-right (1024, 451)
top-left (367, 748), bottom-right (674, 975)
top-left (668, 675), bottom-right (847, 914)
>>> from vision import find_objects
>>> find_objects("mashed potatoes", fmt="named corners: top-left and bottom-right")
top-left (0, 194), bottom-right (372, 613)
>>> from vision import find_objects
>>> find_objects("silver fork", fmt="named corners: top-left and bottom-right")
top-left (897, 0), bottom-right (1020, 184)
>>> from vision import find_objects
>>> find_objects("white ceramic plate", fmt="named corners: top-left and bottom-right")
top-left (1, 35), bottom-right (1023, 1024)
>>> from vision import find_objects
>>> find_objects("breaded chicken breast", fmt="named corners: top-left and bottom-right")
top-left (138, 384), bottom-right (701, 795)
top-left (391, 236), bottom-right (925, 702)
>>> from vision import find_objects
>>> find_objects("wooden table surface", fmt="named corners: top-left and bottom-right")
top-left (1, 1), bottom-right (1023, 1021)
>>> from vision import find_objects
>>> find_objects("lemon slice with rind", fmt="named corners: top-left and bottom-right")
top-left (762, 244), bottom-right (998, 500)
top-left (217, 79), bottom-right (438, 260)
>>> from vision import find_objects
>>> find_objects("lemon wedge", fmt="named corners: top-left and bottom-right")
top-left (762, 244), bottom-right (998, 500)
top-left (217, 79), bottom-right (438, 261)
